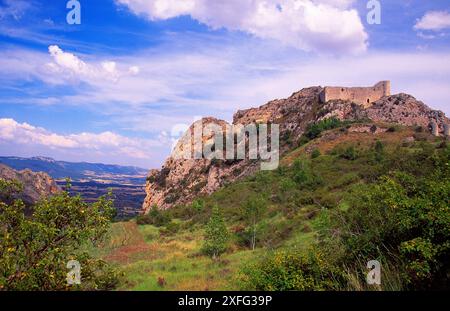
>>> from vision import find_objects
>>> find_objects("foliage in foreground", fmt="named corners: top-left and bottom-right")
top-left (239, 142), bottom-right (450, 290)
top-left (0, 181), bottom-right (121, 290)
top-left (239, 250), bottom-right (344, 290)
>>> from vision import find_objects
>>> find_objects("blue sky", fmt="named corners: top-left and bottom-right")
top-left (0, 0), bottom-right (449, 168)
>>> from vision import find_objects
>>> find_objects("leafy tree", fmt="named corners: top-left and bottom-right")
top-left (202, 205), bottom-right (229, 259)
top-left (0, 179), bottom-right (120, 290)
top-left (242, 195), bottom-right (267, 250)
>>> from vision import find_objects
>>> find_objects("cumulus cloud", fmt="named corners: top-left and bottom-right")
top-left (45, 45), bottom-right (139, 83)
top-left (115, 0), bottom-right (367, 54)
top-left (414, 11), bottom-right (450, 31)
top-left (0, 118), bottom-right (160, 161)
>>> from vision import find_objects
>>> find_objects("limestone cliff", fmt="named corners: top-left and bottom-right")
top-left (143, 84), bottom-right (449, 212)
top-left (0, 164), bottom-right (59, 205)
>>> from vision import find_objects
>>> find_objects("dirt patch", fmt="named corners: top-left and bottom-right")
top-left (104, 222), bottom-right (152, 264)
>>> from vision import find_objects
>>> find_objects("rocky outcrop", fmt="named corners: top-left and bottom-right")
top-left (143, 84), bottom-right (449, 212)
top-left (0, 164), bottom-right (59, 205)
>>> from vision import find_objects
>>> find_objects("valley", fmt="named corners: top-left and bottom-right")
top-left (0, 156), bottom-right (148, 219)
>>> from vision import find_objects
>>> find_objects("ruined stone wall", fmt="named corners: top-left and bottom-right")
top-left (320, 81), bottom-right (391, 108)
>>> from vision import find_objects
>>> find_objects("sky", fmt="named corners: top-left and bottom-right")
top-left (0, 0), bottom-right (449, 169)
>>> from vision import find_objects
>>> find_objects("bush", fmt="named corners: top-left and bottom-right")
top-left (340, 146), bottom-right (358, 160)
top-left (329, 146), bottom-right (450, 289)
top-left (305, 118), bottom-right (343, 140)
top-left (160, 221), bottom-right (180, 236)
top-left (291, 159), bottom-right (322, 187)
top-left (239, 250), bottom-right (344, 291)
top-left (191, 199), bottom-right (205, 212)
top-left (297, 118), bottom-right (348, 147)
top-left (136, 205), bottom-right (171, 227)
top-left (0, 180), bottom-right (120, 291)
top-left (311, 148), bottom-right (321, 159)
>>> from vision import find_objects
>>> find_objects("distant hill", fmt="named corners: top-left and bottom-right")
top-left (0, 164), bottom-right (59, 206)
top-left (0, 156), bottom-right (148, 185)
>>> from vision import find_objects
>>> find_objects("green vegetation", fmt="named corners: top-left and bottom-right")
top-left (141, 125), bottom-right (447, 291)
top-left (2, 123), bottom-right (448, 291)
top-left (136, 204), bottom-right (170, 226)
top-left (298, 117), bottom-right (351, 146)
top-left (202, 205), bottom-right (229, 258)
top-left (242, 195), bottom-right (268, 250)
top-left (0, 181), bottom-right (120, 290)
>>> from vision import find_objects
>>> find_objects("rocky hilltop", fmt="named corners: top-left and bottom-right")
top-left (0, 164), bottom-right (59, 205)
top-left (143, 83), bottom-right (449, 212)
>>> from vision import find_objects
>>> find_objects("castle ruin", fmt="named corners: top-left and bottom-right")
top-left (320, 81), bottom-right (391, 108)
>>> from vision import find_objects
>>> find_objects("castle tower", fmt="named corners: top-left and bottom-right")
top-left (377, 80), bottom-right (391, 97)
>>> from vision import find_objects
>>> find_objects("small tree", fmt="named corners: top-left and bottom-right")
top-left (242, 195), bottom-right (267, 250)
top-left (0, 179), bottom-right (120, 290)
top-left (202, 205), bottom-right (229, 259)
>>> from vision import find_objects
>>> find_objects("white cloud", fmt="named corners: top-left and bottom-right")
top-left (115, 0), bottom-right (367, 54)
top-left (414, 11), bottom-right (450, 31)
top-left (0, 118), bottom-right (160, 161)
top-left (2, 39), bottom-right (450, 168)
top-left (45, 45), bottom-right (139, 83)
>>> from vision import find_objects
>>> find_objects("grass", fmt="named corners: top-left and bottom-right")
top-left (89, 123), bottom-right (443, 291)
top-left (92, 220), bottom-right (265, 290)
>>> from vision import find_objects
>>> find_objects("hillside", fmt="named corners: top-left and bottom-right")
top-left (94, 122), bottom-right (449, 290)
top-left (0, 164), bottom-right (59, 205)
top-left (143, 84), bottom-right (449, 211)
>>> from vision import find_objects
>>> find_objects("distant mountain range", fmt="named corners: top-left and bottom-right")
top-left (0, 156), bottom-right (148, 185)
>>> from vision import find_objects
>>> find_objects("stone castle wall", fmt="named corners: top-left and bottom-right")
top-left (320, 81), bottom-right (391, 108)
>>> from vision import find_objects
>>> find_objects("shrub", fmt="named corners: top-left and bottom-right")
top-left (160, 221), bottom-right (180, 236)
top-left (0, 181), bottom-right (120, 291)
top-left (311, 148), bottom-right (321, 159)
top-left (305, 118), bottom-right (343, 140)
top-left (340, 146), bottom-right (358, 160)
top-left (191, 199), bottom-right (205, 212)
top-left (239, 250), bottom-right (344, 291)
top-left (330, 148), bottom-right (450, 289)
top-left (291, 159), bottom-right (322, 187)
top-left (136, 205), bottom-right (170, 227)
top-left (387, 126), bottom-right (398, 132)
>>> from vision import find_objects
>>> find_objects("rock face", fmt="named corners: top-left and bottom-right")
top-left (0, 164), bottom-right (59, 205)
top-left (143, 84), bottom-right (450, 212)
